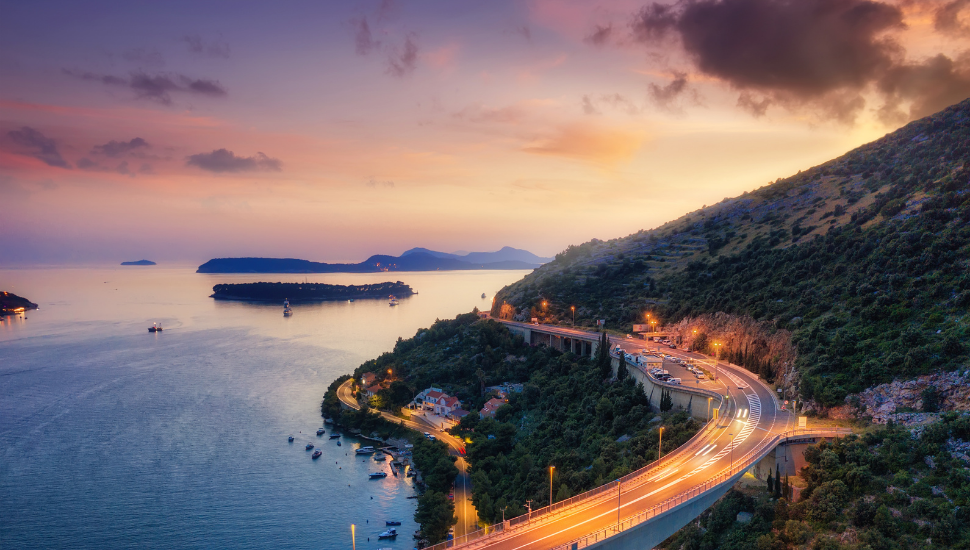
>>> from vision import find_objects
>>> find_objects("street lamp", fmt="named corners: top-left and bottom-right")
top-left (658, 427), bottom-right (664, 467)
top-left (549, 466), bottom-right (555, 505)
top-left (616, 478), bottom-right (622, 530)
top-left (571, 306), bottom-right (575, 326)
top-left (729, 433), bottom-right (734, 472)
top-left (707, 397), bottom-right (712, 421)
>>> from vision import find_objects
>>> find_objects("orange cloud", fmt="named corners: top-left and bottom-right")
top-left (521, 122), bottom-right (646, 163)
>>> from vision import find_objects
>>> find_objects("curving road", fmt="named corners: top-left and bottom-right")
top-left (336, 379), bottom-right (479, 538)
top-left (425, 321), bottom-right (834, 550)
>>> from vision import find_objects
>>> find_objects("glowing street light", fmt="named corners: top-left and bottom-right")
top-left (729, 433), bottom-right (735, 472)
top-left (658, 427), bottom-right (664, 467)
top-left (351, 524), bottom-right (356, 550)
top-left (549, 466), bottom-right (555, 505)
top-left (571, 305), bottom-right (575, 326)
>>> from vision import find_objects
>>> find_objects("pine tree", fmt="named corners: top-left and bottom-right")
top-left (774, 464), bottom-right (781, 497)
top-left (767, 471), bottom-right (774, 494)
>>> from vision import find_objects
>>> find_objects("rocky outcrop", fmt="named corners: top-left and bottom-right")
top-left (847, 370), bottom-right (970, 424)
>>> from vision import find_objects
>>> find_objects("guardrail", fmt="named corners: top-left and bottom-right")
top-left (549, 427), bottom-right (854, 550)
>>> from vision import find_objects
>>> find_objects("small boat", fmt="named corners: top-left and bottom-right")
top-left (481, 293), bottom-right (486, 299)
top-left (148, 322), bottom-right (163, 333)
top-left (378, 528), bottom-right (397, 538)
top-left (337, 440), bottom-right (341, 446)
top-left (386, 521), bottom-right (402, 526)
top-left (316, 428), bottom-right (325, 436)
top-left (311, 450), bottom-right (322, 459)
top-left (288, 435), bottom-right (294, 442)
top-left (369, 472), bottom-right (388, 479)
top-left (306, 443), bottom-right (314, 450)
top-left (373, 453), bottom-right (387, 461)
top-left (329, 433), bottom-right (341, 439)
top-left (356, 446), bottom-right (376, 454)
top-left (388, 295), bottom-right (399, 306)
top-left (283, 298), bottom-right (292, 317)
top-left (348, 299), bottom-right (355, 303)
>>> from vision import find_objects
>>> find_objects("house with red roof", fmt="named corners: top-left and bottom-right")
top-left (480, 397), bottom-right (508, 418)
top-left (435, 395), bottom-right (462, 416)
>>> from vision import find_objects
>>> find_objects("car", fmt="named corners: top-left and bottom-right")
top-left (669, 378), bottom-right (682, 384)
top-left (696, 373), bottom-right (705, 379)
top-left (669, 344), bottom-right (677, 349)
top-left (424, 432), bottom-right (431, 437)
top-left (626, 334), bottom-right (633, 339)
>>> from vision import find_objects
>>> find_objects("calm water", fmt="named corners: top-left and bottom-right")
top-left (0, 266), bottom-right (527, 549)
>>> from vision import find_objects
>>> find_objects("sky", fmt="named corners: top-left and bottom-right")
top-left (2, 0), bottom-right (969, 265)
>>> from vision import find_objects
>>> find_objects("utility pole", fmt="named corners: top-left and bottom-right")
top-left (549, 466), bottom-right (555, 506)
top-left (729, 433), bottom-right (734, 472)
top-left (616, 478), bottom-right (622, 530)
top-left (525, 500), bottom-right (533, 521)
top-left (658, 427), bottom-right (664, 467)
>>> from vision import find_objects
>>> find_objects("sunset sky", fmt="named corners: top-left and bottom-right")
top-left (2, 0), bottom-right (969, 264)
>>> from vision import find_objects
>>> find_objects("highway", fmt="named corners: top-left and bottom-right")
top-left (423, 320), bottom-right (822, 550)
top-left (336, 379), bottom-right (479, 539)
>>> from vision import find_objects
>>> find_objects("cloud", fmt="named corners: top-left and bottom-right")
top-left (647, 71), bottom-right (695, 111)
top-left (934, 0), bottom-right (970, 35)
top-left (629, 0), bottom-right (926, 123)
top-left (581, 93), bottom-right (641, 116)
top-left (581, 95), bottom-right (600, 115)
top-left (522, 123), bottom-right (644, 164)
top-left (182, 34), bottom-right (231, 59)
top-left (91, 137), bottom-right (150, 157)
top-left (585, 23), bottom-right (613, 46)
top-left (876, 53), bottom-right (970, 123)
top-left (7, 126), bottom-right (70, 168)
top-left (386, 34), bottom-right (418, 77)
top-left (366, 177), bottom-right (395, 187)
top-left (76, 157), bottom-right (101, 170)
top-left (352, 17), bottom-right (381, 55)
top-left (185, 149), bottom-right (282, 173)
top-left (65, 69), bottom-right (227, 104)
top-left (122, 47), bottom-right (165, 67)
top-left (736, 92), bottom-right (772, 117)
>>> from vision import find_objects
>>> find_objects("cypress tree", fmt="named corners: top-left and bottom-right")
top-left (767, 471), bottom-right (774, 494)
top-left (774, 464), bottom-right (782, 497)
top-left (596, 332), bottom-right (612, 379)
top-left (660, 388), bottom-right (673, 412)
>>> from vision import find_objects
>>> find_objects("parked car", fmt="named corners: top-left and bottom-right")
top-left (669, 378), bottom-right (682, 385)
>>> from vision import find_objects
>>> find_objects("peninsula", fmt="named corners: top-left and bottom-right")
top-left (121, 260), bottom-right (156, 266)
top-left (196, 247), bottom-right (550, 274)
top-left (210, 281), bottom-right (413, 302)
top-left (1, 291), bottom-right (39, 315)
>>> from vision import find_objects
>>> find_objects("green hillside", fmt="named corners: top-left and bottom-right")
top-left (493, 99), bottom-right (970, 407)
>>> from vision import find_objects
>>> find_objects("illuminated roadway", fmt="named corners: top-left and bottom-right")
top-left (437, 320), bottom-right (830, 550)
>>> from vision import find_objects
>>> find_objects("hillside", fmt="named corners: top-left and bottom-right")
top-left (493, 99), bottom-right (970, 408)
top-left (209, 281), bottom-right (413, 302)
top-left (0, 291), bottom-right (38, 314)
top-left (197, 250), bottom-right (545, 273)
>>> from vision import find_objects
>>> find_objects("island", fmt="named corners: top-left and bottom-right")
top-left (1, 291), bottom-right (39, 315)
top-left (196, 247), bottom-right (551, 273)
top-left (121, 260), bottom-right (156, 266)
top-left (210, 281), bottom-right (414, 302)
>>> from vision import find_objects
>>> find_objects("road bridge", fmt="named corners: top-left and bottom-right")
top-left (421, 321), bottom-right (851, 550)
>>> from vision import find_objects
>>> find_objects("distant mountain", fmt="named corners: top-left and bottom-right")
top-left (1, 291), bottom-right (38, 314)
top-left (197, 248), bottom-right (549, 274)
top-left (400, 246), bottom-right (552, 264)
top-left (121, 260), bottom-right (156, 266)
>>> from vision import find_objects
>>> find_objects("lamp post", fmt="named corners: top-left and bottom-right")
top-left (549, 466), bottom-right (555, 505)
top-left (658, 427), bottom-right (664, 467)
top-left (616, 478), bottom-right (622, 530)
top-left (351, 524), bottom-right (356, 550)
top-left (729, 433), bottom-right (734, 472)
top-left (707, 397), bottom-right (712, 421)
top-left (713, 343), bottom-right (722, 382)
top-left (571, 306), bottom-right (575, 326)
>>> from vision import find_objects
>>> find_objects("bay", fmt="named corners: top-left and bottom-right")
top-left (0, 266), bottom-right (527, 549)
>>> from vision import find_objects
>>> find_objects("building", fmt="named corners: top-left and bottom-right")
top-left (365, 384), bottom-right (383, 398)
top-left (480, 397), bottom-right (508, 418)
top-left (361, 372), bottom-right (378, 388)
top-left (449, 409), bottom-right (471, 421)
top-left (435, 395), bottom-right (462, 416)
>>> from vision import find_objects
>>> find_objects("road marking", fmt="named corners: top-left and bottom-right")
top-left (694, 444), bottom-right (713, 457)
top-left (702, 445), bottom-right (717, 456)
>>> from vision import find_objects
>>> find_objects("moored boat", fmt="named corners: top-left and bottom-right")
top-left (369, 471), bottom-right (388, 479)
top-left (316, 428), bottom-right (325, 436)
top-left (311, 450), bottom-right (322, 459)
top-left (377, 528), bottom-right (397, 538)
top-left (386, 521), bottom-right (401, 526)
top-left (388, 295), bottom-right (399, 306)
top-left (355, 446), bottom-right (376, 454)
top-left (329, 433), bottom-right (341, 439)
top-left (288, 435), bottom-right (294, 442)
top-left (283, 298), bottom-right (292, 316)
top-left (373, 453), bottom-right (386, 461)
top-left (306, 443), bottom-right (314, 450)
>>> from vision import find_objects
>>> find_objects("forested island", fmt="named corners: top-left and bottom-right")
top-left (1, 291), bottom-right (38, 314)
top-left (210, 281), bottom-right (413, 302)
top-left (121, 260), bottom-right (156, 265)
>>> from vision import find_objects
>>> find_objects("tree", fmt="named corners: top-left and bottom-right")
top-left (774, 464), bottom-right (782, 498)
top-left (617, 359), bottom-right (628, 380)
top-left (922, 386), bottom-right (940, 413)
top-left (596, 332), bottom-right (612, 379)
top-left (476, 368), bottom-right (487, 396)
top-left (414, 490), bottom-right (456, 543)
top-left (767, 471), bottom-right (774, 494)
top-left (660, 388), bottom-right (673, 412)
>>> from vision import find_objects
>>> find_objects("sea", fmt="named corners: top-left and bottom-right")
top-left (0, 265), bottom-right (529, 549)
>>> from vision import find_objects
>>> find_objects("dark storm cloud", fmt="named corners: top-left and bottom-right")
top-left (585, 23), bottom-right (613, 46)
top-left (64, 69), bottom-right (227, 104)
top-left (91, 137), bottom-right (150, 157)
top-left (7, 126), bottom-right (70, 168)
top-left (182, 34), bottom-right (231, 58)
top-left (185, 149), bottom-right (282, 173)
top-left (877, 53), bottom-right (970, 122)
top-left (934, 0), bottom-right (970, 35)
top-left (737, 92), bottom-right (772, 117)
top-left (352, 17), bottom-right (381, 55)
top-left (386, 34), bottom-right (418, 77)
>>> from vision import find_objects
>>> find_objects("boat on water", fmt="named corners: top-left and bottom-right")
top-left (356, 446), bottom-right (376, 454)
top-left (316, 428), bottom-right (325, 436)
top-left (283, 298), bottom-right (292, 317)
top-left (377, 528), bottom-right (397, 538)
top-left (373, 453), bottom-right (386, 461)
top-left (329, 433), bottom-right (341, 439)
top-left (388, 295), bottom-right (399, 306)
top-left (306, 443), bottom-right (314, 450)
top-left (348, 298), bottom-right (355, 303)
top-left (369, 471), bottom-right (388, 479)
top-left (288, 435), bottom-right (294, 442)
top-left (481, 293), bottom-right (486, 299)
top-left (311, 450), bottom-right (322, 459)
top-left (148, 322), bottom-right (163, 333)
top-left (337, 440), bottom-right (341, 446)
top-left (386, 521), bottom-right (402, 526)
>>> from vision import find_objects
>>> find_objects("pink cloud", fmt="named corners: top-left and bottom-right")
top-left (425, 42), bottom-right (461, 71)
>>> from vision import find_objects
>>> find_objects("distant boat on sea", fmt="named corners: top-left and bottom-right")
top-left (369, 472), bottom-right (388, 479)
top-left (329, 433), bottom-right (341, 439)
top-left (148, 322), bottom-right (163, 333)
top-left (283, 299), bottom-right (292, 317)
top-left (481, 293), bottom-right (486, 299)
top-left (288, 435), bottom-right (294, 442)
top-left (311, 450), bottom-right (322, 459)
top-left (316, 428), bottom-right (325, 436)
top-left (388, 295), bottom-right (399, 306)
top-left (305, 443), bottom-right (314, 450)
